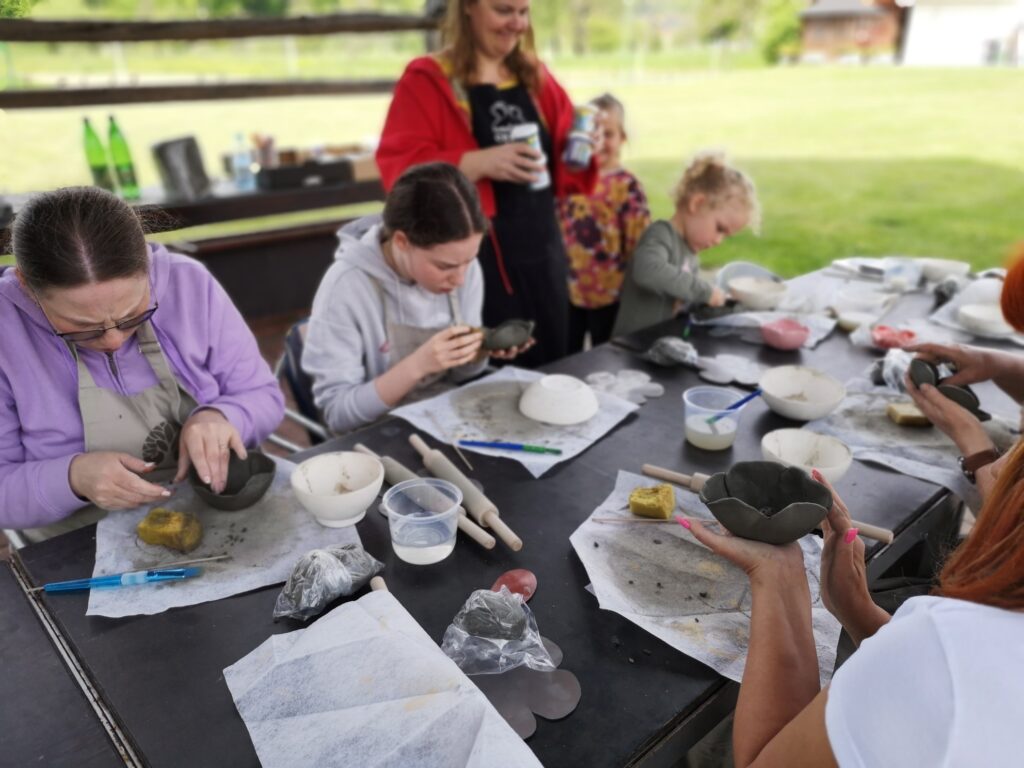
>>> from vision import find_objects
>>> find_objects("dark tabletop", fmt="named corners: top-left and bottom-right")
top-left (17, 275), bottom-right (1007, 768)
top-left (0, 561), bottom-right (122, 768)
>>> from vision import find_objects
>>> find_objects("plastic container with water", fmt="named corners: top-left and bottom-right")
top-left (682, 386), bottom-right (746, 451)
top-left (382, 478), bottom-right (462, 565)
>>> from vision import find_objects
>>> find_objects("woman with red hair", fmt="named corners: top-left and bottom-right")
top-left (906, 247), bottom-right (1024, 498)
top-left (679, 451), bottom-right (1024, 765)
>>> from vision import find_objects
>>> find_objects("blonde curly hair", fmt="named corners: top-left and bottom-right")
top-left (673, 150), bottom-right (761, 233)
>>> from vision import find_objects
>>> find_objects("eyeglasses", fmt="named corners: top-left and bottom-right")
top-left (52, 303), bottom-right (159, 343)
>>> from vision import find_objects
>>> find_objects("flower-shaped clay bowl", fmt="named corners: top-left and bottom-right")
top-left (188, 450), bottom-right (276, 512)
top-left (727, 276), bottom-right (786, 311)
top-left (699, 461), bottom-right (833, 544)
top-left (290, 451), bottom-right (385, 527)
top-left (761, 318), bottom-right (810, 351)
top-left (519, 374), bottom-right (599, 425)
top-left (483, 319), bottom-right (535, 351)
top-left (760, 429), bottom-right (853, 483)
top-left (760, 365), bottom-right (846, 421)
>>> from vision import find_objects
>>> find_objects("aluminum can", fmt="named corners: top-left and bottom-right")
top-left (563, 104), bottom-right (598, 169)
top-left (508, 122), bottom-right (550, 191)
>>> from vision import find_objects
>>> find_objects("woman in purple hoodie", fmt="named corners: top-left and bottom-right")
top-left (0, 187), bottom-right (284, 540)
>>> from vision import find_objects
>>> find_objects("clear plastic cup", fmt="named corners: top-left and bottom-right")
top-left (682, 386), bottom-right (746, 451)
top-left (382, 478), bottom-right (462, 565)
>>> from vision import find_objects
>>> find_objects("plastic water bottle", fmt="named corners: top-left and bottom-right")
top-left (231, 133), bottom-right (256, 191)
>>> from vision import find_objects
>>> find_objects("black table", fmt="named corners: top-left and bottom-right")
top-left (15, 277), bottom-right (988, 767)
top-left (0, 560), bottom-right (123, 768)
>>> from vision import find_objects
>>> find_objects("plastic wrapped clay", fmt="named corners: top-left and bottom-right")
top-left (137, 508), bottom-right (203, 553)
top-left (274, 544), bottom-right (384, 621)
top-left (482, 319), bottom-right (535, 351)
top-left (628, 484), bottom-right (675, 519)
top-left (640, 336), bottom-right (699, 368)
top-left (455, 588), bottom-right (527, 639)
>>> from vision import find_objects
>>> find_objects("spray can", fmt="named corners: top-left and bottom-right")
top-left (507, 122), bottom-right (550, 191)
top-left (562, 104), bottom-right (598, 170)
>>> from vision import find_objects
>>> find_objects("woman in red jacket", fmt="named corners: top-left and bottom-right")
top-left (376, 0), bottom-right (599, 367)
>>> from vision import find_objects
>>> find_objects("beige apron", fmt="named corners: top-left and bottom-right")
top-left (21, 322), bottom-right (199, 543)
top-left (369, 276), bottom-right (464, 403)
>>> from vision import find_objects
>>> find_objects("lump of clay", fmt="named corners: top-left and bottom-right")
top-left (453, 588), bottom-right (527, 640)
top-left (629, 484), bottom-right (675, 519)
top-left (699, 461), bottom-right (832, 544)
top-left (482, 319), bottom-right (535, 351)
top-left (137, 508), bottom-right (203, 553)
top-left (641, 336), bottom-right (699, 368)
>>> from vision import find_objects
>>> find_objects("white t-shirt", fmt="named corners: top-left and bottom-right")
top-left (825, 595), bottom-right (1024, 767)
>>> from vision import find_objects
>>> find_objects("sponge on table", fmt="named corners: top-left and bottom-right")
top-left (137, 508), bottom-right (203, 553)
top-left (629, 484), bottom-right (675, 519)
top-left (887, 402), bottom-right (932, 427)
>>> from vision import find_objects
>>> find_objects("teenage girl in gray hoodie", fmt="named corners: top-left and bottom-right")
top-left (303, 163), bottom-right (530, 434)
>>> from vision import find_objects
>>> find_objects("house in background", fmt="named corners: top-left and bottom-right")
top-left (800, 0), bottom-right (910, 62)
top-left (902, 0), bottom-right (1024, 66)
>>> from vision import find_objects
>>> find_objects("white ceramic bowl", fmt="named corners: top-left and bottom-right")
top-left (290, 451), bottom-right (385, 527)
top-left (836, 311), bottom-right (877, 332)
top-left (760, 365), bottom-right (846, 421)
top-left (761, 428), bottom-right (853, 482)
top-left (728, 276), bottom-right (787, 310)
top-left (519, 374), bottom-right (600, 425)
top-left (957, 303), bottom-right (1014, 337)
top-left (916, 258), bottom-right (971, 282)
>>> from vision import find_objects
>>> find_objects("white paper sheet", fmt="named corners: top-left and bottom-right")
top-left (392, 366), bottom-right (638, 478)
top-left (87, 456), bottom-right (360, 617)
top-left (808, 378), bottom-right (1020, 511)
top-left (570, 471), bottom-right (841, 685)
top-left (224, 590), bottom-right (542, 768)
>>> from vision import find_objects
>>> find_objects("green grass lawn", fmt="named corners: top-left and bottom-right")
top-left (4, 65), bottom-right (1024, 275)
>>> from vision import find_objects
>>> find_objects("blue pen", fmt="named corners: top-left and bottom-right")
top-left (41, 566), bottom-right (202, 594)
top-left (705, 389), bottom-right (763, 425)
top-left (458, 439), bottom-right (562, 456)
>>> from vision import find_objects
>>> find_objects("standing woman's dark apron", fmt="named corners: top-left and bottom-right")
top-left (467, 81), bottom-right (569, 368)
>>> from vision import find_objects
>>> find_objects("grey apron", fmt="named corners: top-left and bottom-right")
top-left (369, 275), bottom-right (465, 403)
top-left (21, 321), bottom-right (199, 542)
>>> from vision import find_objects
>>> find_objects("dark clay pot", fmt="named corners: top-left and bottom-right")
top-left (699, 461), bottom-right (833, 544)
top-left (482, 319), bottom-right (535, 351)
top-left (189, 450), bottom-right (275, 512)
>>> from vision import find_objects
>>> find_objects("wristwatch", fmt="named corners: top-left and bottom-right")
top-left (958, 449), bottom-right (1001, 484)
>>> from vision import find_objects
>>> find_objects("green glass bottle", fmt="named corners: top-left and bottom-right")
top-left (82, 117), bottom-right (115, 193)
top-left (108, 115), bottom-right (140, 200)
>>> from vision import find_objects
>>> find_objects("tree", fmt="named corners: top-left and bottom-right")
top-left (756, 0), bottom-right (803, 63)
top-left (1, 0), bottom-right (36, 17)
top-left (696, 0), bottom-right (760, 43)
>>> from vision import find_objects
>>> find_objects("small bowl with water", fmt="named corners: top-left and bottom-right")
top-left (682, 386), bottom-right (748, 451)
top-left (382, 478), bottom-right (462, 565)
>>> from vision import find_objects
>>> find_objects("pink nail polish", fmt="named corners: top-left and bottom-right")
top-left (677, 517), bottom-right (692, 530)
top-left (844, 528), bottom-right (859, 544)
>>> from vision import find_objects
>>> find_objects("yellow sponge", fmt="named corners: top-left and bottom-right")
top-left (886, 402), bottom-right (932, 427)
top-left (137, 508), bottom-right (203, 553)
top-left (629, 484), bottom-right (675, 519)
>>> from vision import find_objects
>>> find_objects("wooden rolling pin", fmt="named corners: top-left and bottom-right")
top-left (641, 463), bottom-right (894, 545)
top-left (409, 434), bottom-right (523, 551)
top-left (354, 443), bottom-right (496, 550)
top-left (370, 576), bottom-right (387, 591)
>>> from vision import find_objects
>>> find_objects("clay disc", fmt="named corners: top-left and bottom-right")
top-left (491, 569), bottom-right (537, 601)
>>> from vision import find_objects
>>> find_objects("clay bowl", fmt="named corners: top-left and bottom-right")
top-left (699, 461), bottom-right (833, 544)
top-left (761, 318), bottom-right (810, 351)
top-left (957, 303), bottom-right (1014, 338)
top-left (519, 374), bottom-right (599, 425)
top-left (760, 365), bottom-right (846, 422)
top-left (290, 451), bottom-right (385, 527)
top-left (908, 358), bottom-right (939, 388)
top-left (761, 429), bottom-right (852, 483)
top-left (189, 450), bottom-right (276, 512)
top-left (727, 276), bottom-right (786, 311)
top-left (483, 319), bottom-right (535, 351)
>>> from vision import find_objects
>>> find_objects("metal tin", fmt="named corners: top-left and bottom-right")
top-left (508, 122), bottom-right (550, 191)
top-left (563, 130), bottom-right (593, 170)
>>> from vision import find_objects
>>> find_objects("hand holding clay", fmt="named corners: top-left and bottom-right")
top-left (813, 471), bottom-right (891, 644)
top-left (175, 408), bottom-right (246, 494)
top-left (906, 342), bottom-right (992, 387)
top-left (412, 325), bottom-right (483, 377)
top-left (708, 286), bottom-right (728, 307)
top-left (681, 517), bottom-right (806, 587)
top-left (70, 451), bottom-right (170, 510)
top-left (489, 337), bottom-right (536, 361)
top-left (905, 379), bottom-right (994, 456)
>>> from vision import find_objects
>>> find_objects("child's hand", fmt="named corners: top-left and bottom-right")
top-left (708, 286), bottom-right (727, 307)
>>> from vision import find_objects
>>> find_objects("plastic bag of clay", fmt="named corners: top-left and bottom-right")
top-left (441, 586), bottom-right (555, 675)
top-left (273, 544), bottom-right (384, 621)
top-left (867, 348), bottom-right (915, 391)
